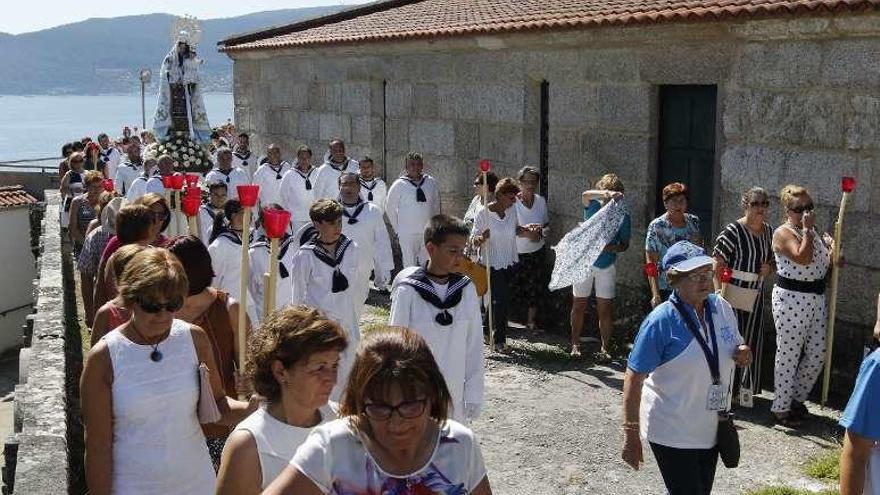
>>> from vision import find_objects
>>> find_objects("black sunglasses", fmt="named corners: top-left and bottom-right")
top-left (138, 297), bottom-right (184, 314)
top-left (363, 398), bottom-right (427, 421)
top-left (789, 203), bottom-right (814, 214)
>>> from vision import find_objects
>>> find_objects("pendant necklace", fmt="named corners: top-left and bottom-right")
top-left (130, 321), bottom-right (169, 362)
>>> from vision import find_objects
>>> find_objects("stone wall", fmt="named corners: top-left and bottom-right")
top-left (230, 12), bottom-right (880, 397)
top-left (3, 191), bottom-right (83, 494)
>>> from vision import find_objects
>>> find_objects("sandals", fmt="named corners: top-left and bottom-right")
top-left (570, 345), bottom-right (582, 359)
top-left (595, 349), bottom-right (613, 364)
top-left (773, 413), bottom-right (802, 428)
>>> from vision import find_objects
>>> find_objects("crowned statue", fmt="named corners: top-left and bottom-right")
top-left (152, 16), bottom-right (212, 145)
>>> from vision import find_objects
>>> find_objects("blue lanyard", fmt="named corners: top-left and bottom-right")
top-left (672, 297), bottom-right (720, 385)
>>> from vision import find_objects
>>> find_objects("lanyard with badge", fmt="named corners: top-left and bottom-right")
top-left (672, 298), bottom-right (726, 411)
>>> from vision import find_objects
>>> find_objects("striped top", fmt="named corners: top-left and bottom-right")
top-left (712, 220), bottom-right (773, 288)
top-left (472, 205), bottom-right (519, 269)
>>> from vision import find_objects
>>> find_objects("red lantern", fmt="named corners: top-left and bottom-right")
top-left (101, 178), bottom-right (114, 192)
top-left (185, 173), bottom-right (200, 188)
top-left (644, 262), bottom-right (659, 278)
top-left (719, 267), bottom-right (733, 283)
top-left (263, 208), bottom-right (292, 239)
top-left (185, 185), bottom-right (201, 199)
top-left (237, 184), bottom-right (260, 207)
top-left (170, 174), bottom-right (185, 191)
top-left (479, 159), bottom-right (491, 173)
top-left (161, 175), bottom-right (174, 189)
top-left (182, 196), bottom-right (201, 217)
top-left (842, 176), bottom-right (856, 193)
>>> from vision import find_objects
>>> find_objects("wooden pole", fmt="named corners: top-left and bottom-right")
top-left (237, 207), bottom-right (252, 399)
top-left (173, 190), bottom-right (182, 236)
top-left (482, 171), bottom-right (495, 349)
top-left (187, 216), bottom-right (198, 237)
top-left (265, 237), bottom-right (280, 319)
top-left (821, 191), bottom-right (850, 405)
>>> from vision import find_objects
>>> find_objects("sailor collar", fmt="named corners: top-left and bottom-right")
top-left (399, 268), bottom-right (472, 326)
top-left (302, 234), bottom-right (353, 293)
top-left (251, 234), bottom-right (294, 278)
top-left (341, 199), bottom-right (367, 225)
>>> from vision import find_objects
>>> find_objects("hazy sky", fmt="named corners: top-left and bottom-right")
top-left (0, 0), bottom-right (372, 34)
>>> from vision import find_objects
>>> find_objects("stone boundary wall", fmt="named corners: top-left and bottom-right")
top-left (3, 190), bottom-right (83, 494)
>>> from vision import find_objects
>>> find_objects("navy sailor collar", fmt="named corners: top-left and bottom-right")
top-left (251, 234), bottom-right (294, 278)
top-left (341, 199), bottom-right (367, 225)
top-left (302, 234), bottom-right (353, 293)
top-left (399, 267), bottom-right (472, 326)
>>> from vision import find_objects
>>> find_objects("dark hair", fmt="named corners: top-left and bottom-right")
top-left (115, 205), bottom-right (154, 244)
top-left (210, 199), bottom-right (242, 244)
top-left (133, 193), bottom-right (171, 232)
top-left (662, 182), bottom-right (688, 203)
top-left (208, 182), bottom-right (228, 193)
top-left (338, 171), bottom-right (359, 186)
top-left (474, 171), bottom-right (499, 193)
top-left (517, 166), bottom-right (540, 182)
top-left (405, 151), bottom-right (423, 163)
top-left (424, 214), bottom-right (469, 246)
top-left (71, 141), bottom-right (85, 152)
top-left (97, 133), bottom-right (109, 142)
top-left (167, 235), bottom-right (214, 295)
top-left (61, 143), bottom-right (74, 158)
top-left (238, 132), bottom-right (249, 139)
top-left (210, 131), bottom-right (220, 140)
top-left (359, 156), bottom-right (374, 165)
top-left (340, 327), bottom-right (452, 424)
top-left (248, 305), bottom-right (348, 402)
top-left (309, 199), bottom-right (343, 223)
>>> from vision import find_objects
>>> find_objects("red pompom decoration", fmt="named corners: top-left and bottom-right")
top-left (842, 176), bottom-right (856, 193)
top-left (101, 179), bottom-right (114, 192)
top-left (263, 207), bottom-right (292, 239)
top-left (237, 184), bottom-right (260, 207)
top-left (479, 159), bottom-right (491, 173)
top-left (644, 262), bottom-right (659, 278)
top-left (181, 196), bottom-right (201, 217)
top-left (719, 267), bottom-right (733, 283)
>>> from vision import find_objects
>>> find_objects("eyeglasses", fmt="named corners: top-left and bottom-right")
top-left (789, 203), bottom-right (814, 214)
top-left (686, 271), bottom-right (715, 283)
top-left (749, 201), bottom-right (770, 208)
top-left (137, 297), bottom-right (183, 314)
top-left (363, 398), bottom-right (427, 420)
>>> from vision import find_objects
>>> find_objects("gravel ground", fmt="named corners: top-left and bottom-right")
top-left (362, 295), bottom-right (842, 495)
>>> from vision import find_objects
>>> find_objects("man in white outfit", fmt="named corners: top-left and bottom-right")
top-left (231, 133), bottom-right (258, 181)
top-left (385, 152), bottom-right (442, 268)
top-left (357, 157), bottom-right (388, 212)
top-left (312, 139), bottom-right (359, 201)
top-left (205, 148), bottom-right (249, 201)
top-left (279, 145), bottom-right (318, 234)
top-left (114, 142), bottom-right (144, 198)
top-left (253, 144), bottom-right (292, 208)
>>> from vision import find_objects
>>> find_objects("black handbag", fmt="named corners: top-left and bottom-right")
top-left (717, 411), bottom-right (740, 468)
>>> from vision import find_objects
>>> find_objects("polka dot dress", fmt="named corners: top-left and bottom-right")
top-left (770, 225), bottom-right (831, 414)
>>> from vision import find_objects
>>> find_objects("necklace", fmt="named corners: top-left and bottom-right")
top-left (129, 320), bottom-right (169, 362)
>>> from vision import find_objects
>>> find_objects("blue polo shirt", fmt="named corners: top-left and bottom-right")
top-left (584, 200), bottom-right (631, 269)
top-left (840, 349), bottom-right (880, 440)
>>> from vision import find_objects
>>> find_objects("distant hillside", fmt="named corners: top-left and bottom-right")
top-left (0, 8), bottom-right (340, 95)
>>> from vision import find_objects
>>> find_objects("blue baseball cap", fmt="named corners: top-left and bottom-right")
top-left (661, 241), bottom-right (714, 273)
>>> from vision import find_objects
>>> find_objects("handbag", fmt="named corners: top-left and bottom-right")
top-left (456, 257), bottom-right (488, 296)
top-left (197, 362), bottom-right (222, 424)
top-left (717, 411), bottom-right (741, 468)
top-left (722, 270), bottom-right (761, 312)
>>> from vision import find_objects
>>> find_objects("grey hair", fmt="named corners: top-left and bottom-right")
top-left (740, 187), bottom-right (769, 209)
top-left (517, 166), bottom-right (540, 181)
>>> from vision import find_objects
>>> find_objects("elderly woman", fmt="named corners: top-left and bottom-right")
top-left (78, 193), bottom-right (121, 325)
top-left (512, 166), bottom-right (550, 331)
top-left (622, 241), bottom-right (751, 494)
top-left (60, 151), bottom-right (86, 230)
top-left (712, 187), bottom-right (775, 399)
top-left (463, 171), bottom-right (499, 229)
top-left (264, 326), bottom-right (491, 495)
top-left (80, 248), bottom-right (256, 495)
top-left (167, 235), bottom-right (251, 468)
top-left (770, 185), bottom-right (834, 426)
top-left (473, 178), bottom-right (535, 352)
top-left (69, 170), bottom-right (103, 257)
top-left (216, 305), bottom-right (347, 493)
top-left (646, 182), bottom-right (703, 306)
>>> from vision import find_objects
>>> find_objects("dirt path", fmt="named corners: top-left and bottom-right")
top-left (362, 297), bottom-right (841, 495)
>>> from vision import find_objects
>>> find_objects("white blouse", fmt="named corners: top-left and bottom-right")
top-left (472, 205), bottom-right (519, 269)
top-left (514, 194), bottom-right (549, 254)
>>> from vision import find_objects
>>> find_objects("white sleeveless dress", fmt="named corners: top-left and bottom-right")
top-left (104, 319), bottom-right (215, 494)
top-left (233, 403), bottom-right (336, 488)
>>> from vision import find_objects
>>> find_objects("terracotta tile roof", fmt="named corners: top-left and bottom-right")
top-left (220, 0), bottom-right (880, 52)
top-left (0, 185), bottom-right (37, 210)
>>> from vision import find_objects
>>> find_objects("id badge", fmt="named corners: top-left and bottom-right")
top-left (707, 384), bottom-right (726, 411)
top-left (739, 387), bottom-right (754, 408)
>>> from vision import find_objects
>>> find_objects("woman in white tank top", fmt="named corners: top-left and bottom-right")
top-left (216, 305), bottom-right (349, 492)
top-left (80, 248), bottom-right (257, 495)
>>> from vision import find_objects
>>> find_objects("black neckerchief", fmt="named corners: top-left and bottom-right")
top-left (233, 150), bottom-right (251, 163)
top-left (218, 230), bottom-right (243, 246)
top-left (251, 234), bottom-right (293, 278)
top-left (401, 175), bottom-right (427, 202)
top-left (327, 158), bottom-right (349, 172)
top-left (399, 267), bottom-right (472, 326)
top-left (360, 178), bottom-right (379, 201)
top-left (267, 162), bottom-right (286, 180)
top-left (302, 235), bottom-right (352, 293)
top-left (341, 199), bottom-right (366, 225)
top-left (671, 294), bottom-right (720, 384)
top-left (295, 166), bottom-right (314, 190)
top-left (213, 167), bottom-right (233, 183)
top-left (99, 147), bottom-right (115, 162)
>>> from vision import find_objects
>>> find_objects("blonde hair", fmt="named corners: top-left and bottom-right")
top-left (595, 173), bottom-right (624, 193)
top-left (779, 184), bottom-right (809, 210)
top-left (108, 244), bottom-right (149, 282)
top-left (117, 248), bottom-right (188, 307)
top-left (84, 170), bottom-right (104, 185)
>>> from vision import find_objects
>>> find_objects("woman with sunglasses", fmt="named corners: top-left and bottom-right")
top-left (712, 187), bottom-right (775, 401)
top-left (81, 248), bottom-right (256, 495)
top-left (646, 182), bottom-right (703, 307)
top-left (216, 305), bottom-right (347, 493)
top-left (770, 184), bottom-right (834, 427)
top-left (264, 326), bottom-right (492, 495)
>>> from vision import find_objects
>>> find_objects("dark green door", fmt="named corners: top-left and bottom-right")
top-left (656, 85), bottom-right (717, 242)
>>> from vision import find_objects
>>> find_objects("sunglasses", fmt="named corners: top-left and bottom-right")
top-left (687, 270), bottom-right (715, 283)
top-left (138, 298), bottom-right (184, 314)
top-left (363, 398), bottom-right (427, 421)
top-left (789, 204), bottom-right (814, 214)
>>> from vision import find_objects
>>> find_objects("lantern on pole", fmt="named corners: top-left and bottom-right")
top-left (235, 184), bottom-right (259, 396)
top-left (261, 207), bottom-right (292, 320)
top-left (478, 159), bottom-right (496, 349)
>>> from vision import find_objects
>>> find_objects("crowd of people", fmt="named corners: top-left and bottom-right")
top-left (56, 127), bottom-right (878, 494)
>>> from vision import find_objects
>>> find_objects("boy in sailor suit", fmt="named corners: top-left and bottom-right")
top-left (199, 182), bottom-right (227, 243)
top-left (289, 199), bottom-right (361, 399)
top-left (385, 151), bottom-right (442, 268)
top-left (231, 133), bottom-right (257, 180)
top-left (357, 157), bottom-right (388, 212)
top-left (248, 207), bottom-right (295, 326)
top-left (205, 148), bottom-right (249, 200)
top-left (338, 172), bottom-right (394, 318)
top-left (389, 214), bottom-right (484, 423)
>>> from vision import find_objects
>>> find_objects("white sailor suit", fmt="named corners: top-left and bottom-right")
top-left (279, 167), bottom-right (317, 234)
top-left (100, 146), bottom-right (121, 182)
top-left (232, 150), bottom-right (258, 181)
top-left (340, 199), bottom-right (394, 317)
top-left (205, 167), bottom-right (249, 201)
top-left (248, 234), bottom-right (296, 326)
top-left (253, 161), bottom-right (293, 208)
top-left (386, 174), bottom-right (442, 267)
top-left (198, 205), bottom-right (219, 244)
top-left (389, 267), bottom-right (485, 422)
top-left (114, 159), bottom-right (143, 197)
top-left (312, 158), bottom-right (359, 201)
top-left (207, 230), bottom-right (259, 323)
top-left (358, 177), bottom-right (388, 212)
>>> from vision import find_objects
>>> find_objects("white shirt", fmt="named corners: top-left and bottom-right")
top-left (340, 200), bottom-right (394, 286)
top-left (205, 167), bottom-right (249, 200)
top-left (248, 235), bottom-right (296, 326)
top-left (207, 231), bottom-right (258, 322)
top-left (100, 146), bottom-right (121, 182)
top-left (232, 150), bottom-right (258, 181)
top-left (471, 206), bottom-right (519, 269)
top-left (233, 402), bottom-right (337, 489)
top-left (198, 205), bottom-right (219, 244)
top-left (358, 177), bottom-right (388, 212)
top-left (126, 175), bottom-right (150, 202)
top-left (114, 159), bottom-right (143, 197)
top-left (515, 194), bottom-right (549, 253)
top-left (385, 174), bottom-right (442, 236)
top-left (312, 158), bottom-right (359, 201)
top-left (292, 419), bottom-right (487, 494)
top-left (390, 267), bottom-right (485, 422)
top-left (279, 166), bottom-right (317, 229)
top-left (253, 161), bottom-right (293, 207)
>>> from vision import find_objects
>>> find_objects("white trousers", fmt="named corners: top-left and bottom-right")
top-left (399, 233), bottom-right (427, 268)
top-left (771, 286), bottom-right (827, 413)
